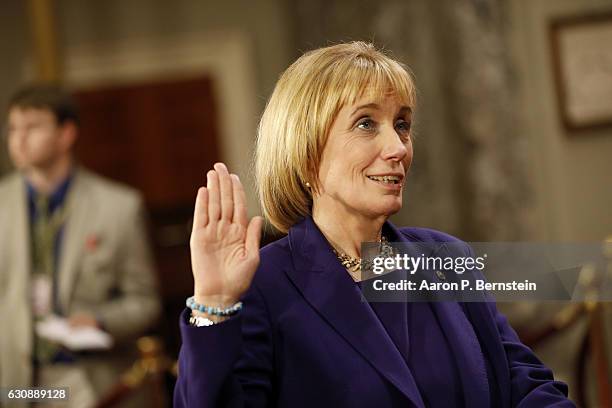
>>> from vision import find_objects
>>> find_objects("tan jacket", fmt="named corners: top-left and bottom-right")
top-left (0, 168), bottom-right (160, 397)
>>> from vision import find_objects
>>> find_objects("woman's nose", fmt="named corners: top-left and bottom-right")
top-left (380, 125), bottom-right (410, 162)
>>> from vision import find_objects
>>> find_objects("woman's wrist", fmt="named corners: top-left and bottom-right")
top-left (188, 292), bottom-right (242, 325)
top-left (193, 291), bottom-right (239, 308)
top-left (190, 309), bottom-right (231, 324)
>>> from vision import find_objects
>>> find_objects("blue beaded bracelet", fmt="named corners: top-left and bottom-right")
top-left (186, 296), bottom-right (243, 316)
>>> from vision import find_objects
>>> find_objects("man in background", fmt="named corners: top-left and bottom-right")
top-left (0, 84), bottom-right (160, 407)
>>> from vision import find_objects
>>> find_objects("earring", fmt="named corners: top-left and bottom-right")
top-left (305, 182), bottom-right (311, 188)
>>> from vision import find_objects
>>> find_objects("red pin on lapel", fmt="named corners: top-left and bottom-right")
top-left (85, 234), bottom-right (100, 252)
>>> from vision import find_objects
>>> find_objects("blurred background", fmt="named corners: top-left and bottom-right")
top-left (1, 0), bottom-right (611, 406)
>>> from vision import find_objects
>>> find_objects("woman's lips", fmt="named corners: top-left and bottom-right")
top-left (366, 176), bottom-right (402, 191)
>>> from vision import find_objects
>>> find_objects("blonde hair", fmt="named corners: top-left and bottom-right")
top-left (255, 41), bottom-right (416, 233)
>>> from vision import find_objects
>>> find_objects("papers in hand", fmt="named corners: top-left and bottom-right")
top-left (36, 315), bottom-right (114, 351)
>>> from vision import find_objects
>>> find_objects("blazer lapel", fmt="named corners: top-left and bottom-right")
top-left (285, 217), bottom-right (426, 408)
top-left (462, 301), bottom-right (511, 407)
top-left (7, 175), bottom-right (32, 293)
top-left (3, 175), bottom-right (34, 386)
top-left (366, 299), bottom-right (410, 367)
top-left (57, 169), bottom-right (94, 313)
top-left (388, 223), bottom-right (492, 407)
top-left (429, 301), bottom-right (491, 407)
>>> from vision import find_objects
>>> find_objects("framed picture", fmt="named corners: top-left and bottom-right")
top-left (550, 11), bottom-right (612, 132)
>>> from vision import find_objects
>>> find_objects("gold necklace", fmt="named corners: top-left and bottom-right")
top-left (332, 236), bottom-right (393, 279)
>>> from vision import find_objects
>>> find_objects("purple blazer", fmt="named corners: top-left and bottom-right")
top-left (174, 216), bottom-right (573, 407)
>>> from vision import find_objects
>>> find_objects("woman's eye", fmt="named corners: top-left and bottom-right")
top-left (395, 120), bottom-right (412, 133)
top-left (356, 118), bottom-right (376, 131)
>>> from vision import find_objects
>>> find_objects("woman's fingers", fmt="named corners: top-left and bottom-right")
top-left (192, 187), bottom-right (209, 231)
top-left (191, 165), bottom-right (262, 301)
top-left (207, 170), bottom-right (221, 222)
top-left (231, 174), bottom-right (248, 228)
top-left (246, 216), bottom-right (263, 255)
top-left (214, 163), bottom-right (234, 222)
top-left (202, 163), bottom-right (253, 234)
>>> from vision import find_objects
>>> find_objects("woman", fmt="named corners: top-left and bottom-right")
top-left (174, 42), bottom-right (573, 407)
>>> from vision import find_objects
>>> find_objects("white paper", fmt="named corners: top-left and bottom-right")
top-left (36, 315), bottom-right (114, 351)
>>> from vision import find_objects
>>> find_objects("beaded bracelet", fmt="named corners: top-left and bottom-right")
top-left (186, 296), bottom-right (243, 316)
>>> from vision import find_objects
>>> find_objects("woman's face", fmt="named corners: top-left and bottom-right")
top-left (312, 93), bottom-right (413, 221)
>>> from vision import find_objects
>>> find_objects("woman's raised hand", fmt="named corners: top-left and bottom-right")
top-left (190, 163), bottom-right (263, 307)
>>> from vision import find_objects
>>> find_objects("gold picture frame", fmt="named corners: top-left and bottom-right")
top-left (550, 11), bottom-right (612, 132)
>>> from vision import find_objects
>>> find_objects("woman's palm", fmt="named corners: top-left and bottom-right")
top-left (190, 163), bottom-right (263, 304)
